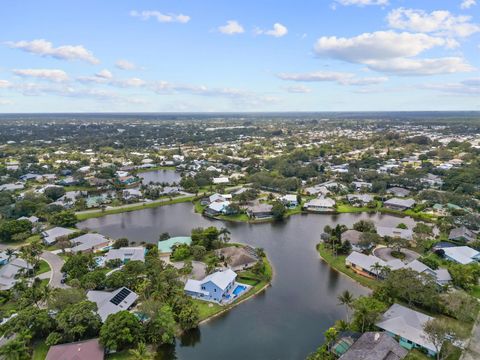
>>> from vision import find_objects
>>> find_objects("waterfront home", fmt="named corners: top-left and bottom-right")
top-left (185, 268), bottom-right (247, 304)
top-left (338, 332), bottom-right (407, 360)
top-left (209, 193), bottom-right (227, 203)
top-left (304, 184), bottom-right (330, 197)
top-left (216, 246), bottom-right (258, 271)
top-left (442, 246), bottom-right (480, 265)
top-left (346, 194), bottom-right (374, 207)
top-left (341, 230), bottom-right (374, 252)
top-left (87, 287), bottom-right (138, 322)
top-left (304, 197), bottom-right (335, 212)
top-left (158, 236), bottom-right (192, 253)
top-left (122, 188), bottom-right (142, 201)
top-left (404, 260), bottom-right (451, 286)
top-left (376, 304), bottom-right (437, 356)
top-left (376, 226), bottom-right (413, 241)
top-left (205, 200), bottom-right (231, 216)
top-left (387, 187), bottom-right (411, 197)
top-left (70, 233), bottom-right (110, 253)
top-left (41, 227), bottom-right (76, 245)
top-left (345, 251), bottom-right (403, 279)
top-left (448, 226), bottom-right (476, 243)
top-left (46, 338), bottom-right (104, 360)
top-left (329, 331), bottom-right (360, 358)
top-left (246, 204), bottom-right (273, 219)
top-left (0, 258), bottom-right (33, 291)
top-left (383, 198), bottom-right (415, 211)
top-left (279, 194), bottom-right (298, 208)
top-left (104, 247), bottom-right (145, 264)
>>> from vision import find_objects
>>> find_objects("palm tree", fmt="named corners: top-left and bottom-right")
top-left (129, 342), bottom-right (153, 360)
top-left (337, 290), bottom-right (355, 322)
top-left (371, 262), bottom-right (383, 279)
top-left (219, 227), bottom-right (231, 243)
top-left (5, 248), bottom-right (15, 262)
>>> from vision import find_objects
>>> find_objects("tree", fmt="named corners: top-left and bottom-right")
top-left (353, 220), bottom-right (376, 233)
top-left (0, 220), bottom-right (32, 242)
top-left (0, 332), bottom-right (31, 360)
top-left (44, 186), bottom-right (65, 201)
top-left (112, 238), bottom-right (129, 249)
top-left (55, 301), bottom-right (102, 343)
top-left (337, 290), bottom-right (355, 322)
top-left (351, 296), bottom-right (387, 332)
top-left (271, 201), bottom-right (286, 221)
top-left (100, 311), bottom-right (143, 351)
top-left (144, 305), bottom-right (176, 345)
top-left (129, 342), bottom-right (154, 360)
top-left (441, 292), bottom-right (479, 323)
top-left (423, 319), bottom-right (458, 360)
top-left (61, 253), bottom-right (96, 279)
top-left (48, 288), bottom-right (86, 311)
top-left (19, 239), bottom-right (43, 269)
top-left (80, 270), bottom-right (106, 290)
top-left (0, 307), bottom-right (54, 340)
top-left (49, 210), bottom-right (77, 227)
top-left (159, 232), bottom-right (170, 241)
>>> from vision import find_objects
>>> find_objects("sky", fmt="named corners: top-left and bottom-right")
top-left (0, 0), bottom-right (479, 112)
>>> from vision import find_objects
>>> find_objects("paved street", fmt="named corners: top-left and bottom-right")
top-left (373, 246), bottom-right (420, 264)
top-left (40, 251), bottom-right (70, 289)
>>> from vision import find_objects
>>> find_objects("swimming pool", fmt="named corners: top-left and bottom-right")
top-left (233, 285), bottom-right (247, 296)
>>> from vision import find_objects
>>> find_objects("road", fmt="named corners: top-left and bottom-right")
top-left (461, 316), bottom-right (480, 360)
top-left (373, 246), bottom-right (420, 264)
top-left (40, 251), bottom-right (70, 289)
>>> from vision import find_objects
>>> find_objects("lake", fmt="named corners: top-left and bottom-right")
top-left (139, 169), bottom-right (182, 185)
top-left (78, 204), bottom-right (417, 360)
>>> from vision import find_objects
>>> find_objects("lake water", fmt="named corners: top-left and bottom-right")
top-left (78, 204), bottom-right (417, 360)
top-left (139, 169), bottom-right (181, 185)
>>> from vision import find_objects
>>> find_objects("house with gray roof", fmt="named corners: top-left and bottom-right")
top-left (338, 332), bottom-right (407, 360)
top-left (442, 246), bottom-right (480, 265)
top-left (41, 227), bottom-right (76, 245)
top-left (103, 247), bottom-right (145, 264)
top-left (448, 226), bottom-right (476, 243)
top-left (376, 304), bottom-right (437, 356)
top-left (304, 197), bottom-right (335, 212)
top-left (0, 258), bottom-right (33, 291)
top-left (383, 198), bottom-right (415, 211)
top-left (345, 251), bottom-right (404, 279)
top-left (341, 230), bottom-right (374, 252)
top-left (387, 187), bottom-right (411, 197)
top-left (70, 233), bottom-right (110, 253)
top-left (215, 246), bottom-right (258, 271)
top-left (246, 203), bottom-right (273, 218)
top-left (376, 226), bottom-right (413, 240)
top-left (347, 194), bottom-right (374, 207)
top-left (87, 287), bottom-right (138, 322)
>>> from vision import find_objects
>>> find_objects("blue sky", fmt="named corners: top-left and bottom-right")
top-left (0, 0), bottom-right (479, 112)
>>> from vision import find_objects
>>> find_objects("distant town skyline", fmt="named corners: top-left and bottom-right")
top-left (0, 0), bottom-right (479, 112)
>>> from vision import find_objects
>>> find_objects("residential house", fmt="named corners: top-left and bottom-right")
top-left (246, 203), bottom-right (273, 218)
top-left (387, 187), bottom-right (411, 197)
top-left (347, 194), bottom-right (374, 207)
top-left (383, 198), bottom-right (415, 211)
top-left (46, 338), bottom-right (104, 360)
top-left (376, 226), bottom-right (413, 241)
top-left (376, 304), bottom-right (437, 356)
top-left (216, 246), bottom-right (258, 271)
top-left (345, 251), bottom-right (404, 279)
top-left (104, 247), bottom-right (145, 264)
top-left (448, 226), bottom-right (476, 243)
top-left (304, 197), bottom-right (336, 212)
top-left (329, 331), bottom-right (361, 358)
top-left (338, 332), bottom-right (408, 360)
top-left (184, 268), bottom-right (238, 304)
top-left (351, 181), bottom-right (372, 191)
top-left (341, 230), bottom-right (374, 252)
top-left (0, 258), bottom-right (33, 291)
top-left (279, 194), bottom-right (298, 208)
top-left (87, 287), bottom-right (138, 322)
top-left (421, 174), bottom-right (443, 188)
top-left (442, 246), bottom-right (480, 265)
top-left (42, 227), bottom-right (76, 245)
top-left (213, 177), bottom-right (229, 185)
top-left (204, 200), bottom-right (231, 216)
top-left (122, 188), bottom-right (142, 201)
top-left (158, 236), bottom-right (192, 253)
top-left (404, 260), bottom-right (451, 286)
top-left (0, 183), bottom-right (24, 191)
top-left (70, 233), bottom-right (110, 253)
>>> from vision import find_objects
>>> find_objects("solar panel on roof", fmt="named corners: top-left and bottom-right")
top-left (110, 288), bottom-right (131, 306)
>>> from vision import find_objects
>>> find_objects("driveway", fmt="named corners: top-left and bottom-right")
top-left (373, 246), bottom-right (420, 264)
top-left (160, 255), bottom-right (206, 281)
top-left (40, 251), bottom-right (70, 289)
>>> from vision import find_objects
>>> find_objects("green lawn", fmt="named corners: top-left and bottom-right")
top-left (469, 285), bottom-right (480, 299)
top-left (35, 259), bottom-right (51, 275)
top-left (32, 341), bottom-right (49, 360)
top-left (317, 243), bottom-right (378, 290)
top-left (106, 352), bottom-right (135, 360)
top-left (76, 196), bottom-right (196, 220)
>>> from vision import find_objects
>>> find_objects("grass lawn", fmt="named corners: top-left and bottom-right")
top-left (35, 259), bottom-right (51, 275)
top-left (469, 285), bottom-right (480, 299)
top-left (106, 352), bottom-right (136, 360)
top-left (76, 195), bottom-right (195, 220)
top-left (32, 341), bottom-right (49, 360)
top-left (336, 203), bottom-right (378, 213)
top-left (317, 243), bottom-right (378, 290)
top-left (405, 344), bottom-right (462, 360)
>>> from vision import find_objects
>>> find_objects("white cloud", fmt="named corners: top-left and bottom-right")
top-left (114, 77), bottom-right (146, 88)
top-left (314, 31), bottom-right (452, 62)
top-left (96, 69), bottom-right (113, 79)
top-left (334, 0), bottom-right (388, 6)
top-left (130, 10), bottom-right (190, 23)
top-left (218, 20), bottom-right (245, 35)
top-left (256, 23), bottom-right (288, 37)
top-left (366, 57), bottom-right (474, 75)
top-left (284, 85), bottom-right (312, 93)
top-left (277, 71), bottom-right (388, 85)
top-left (7, 39), bottom-right (99, 64)
top-left (422, 77), bottom-right (480, 95)
top-left (115, 59), bottom-right (137, 70)
top-left (0, 99), bottom-right (13, 105)
top-left (387, 8), bottom-right (480, 38)
top-left (13, 69), bottom-right (69, 82)
top-left (0, 80), bottom-right (11, 88)
top-left (461, 0), bottom-right (476, 9)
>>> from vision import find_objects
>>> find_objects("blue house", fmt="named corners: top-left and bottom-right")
top-left (184, 268), bottom-right (238, 303)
